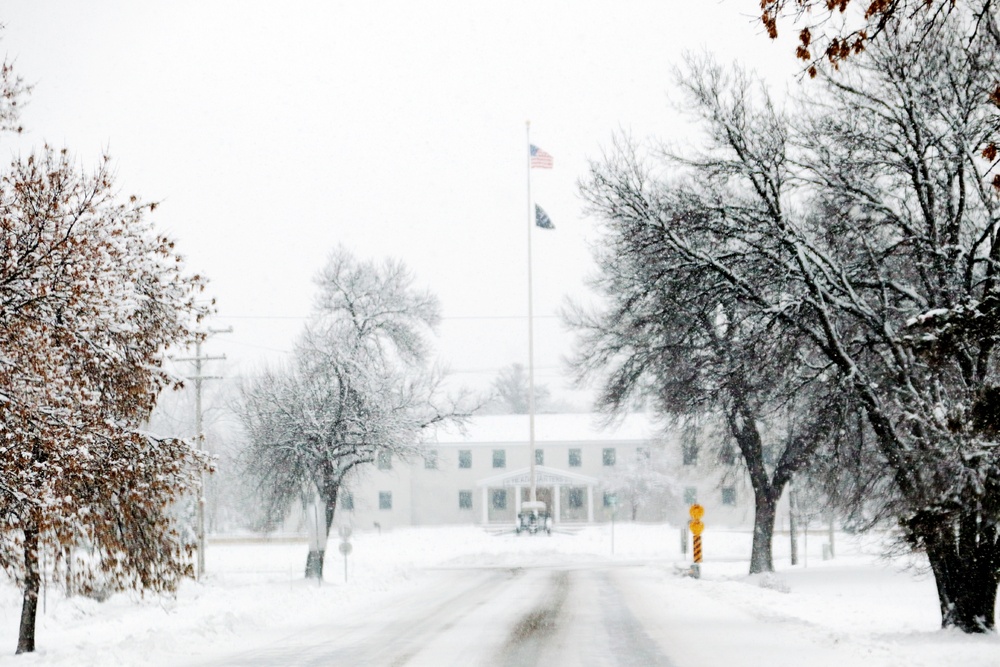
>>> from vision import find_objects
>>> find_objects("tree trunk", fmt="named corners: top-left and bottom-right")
top-left (304, 549), bottom-right (325, 580)
top-left (16, 525), bottom-right (40, 654)
top-left (749, 490), bottom-right (779, 574)
top-left (915, 514), bottom-right (999, 632)
top-left (324, 490), bottom-right (338, 537)
top-left (728, 409), bottom-right (788, 575)
top-left (304, 495), bottom-right (327, 580)
top-left (304, 482), bottom-right (339, 581)
top-left (789, 486), bottom-right (798, 566)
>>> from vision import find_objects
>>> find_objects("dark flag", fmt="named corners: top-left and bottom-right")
top-left (535, 205), bottom-right (555, 229)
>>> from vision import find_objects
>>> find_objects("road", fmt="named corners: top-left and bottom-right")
top-left (192, 559), bottom-right (878, 667)
top-left (199, 563), bottom-right (677, 667)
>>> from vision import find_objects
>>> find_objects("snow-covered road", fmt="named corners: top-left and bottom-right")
top-left (197, 564), bottom-right (673, 666)
top-left (194, 561), bottom-right (873, 667)
top-left (4, 526), bottom-right (998, 666)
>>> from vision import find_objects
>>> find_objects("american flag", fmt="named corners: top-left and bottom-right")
top-left (530, 144), bottom-right (554, 169)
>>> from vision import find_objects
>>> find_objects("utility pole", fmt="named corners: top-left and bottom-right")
top-left (174, 326), bottom-right (231, 580)
top-left (789, 477), bottom-right (799, 566)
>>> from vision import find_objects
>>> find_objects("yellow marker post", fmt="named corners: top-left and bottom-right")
top-left (689, 504), bottom-right (705, 574)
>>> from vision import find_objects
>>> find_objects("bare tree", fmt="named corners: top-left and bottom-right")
top-left (601, 446), bottom-right (677, 521)
top-left (794, 17), bottom-right (1000, 631)
top-left (757, 0), bottom-right (1000, 190)
top-left (571, 64), bottom-right (841, 573)
top-left (484, 362), bottom-right (551, 414)
top-left (579, 11), bottom-right (1000, 631)
top-left (237, 248), bottom-right (469, 579)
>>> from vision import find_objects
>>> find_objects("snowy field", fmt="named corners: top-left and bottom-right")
top-left (0, 524), bottom-right (997, 666)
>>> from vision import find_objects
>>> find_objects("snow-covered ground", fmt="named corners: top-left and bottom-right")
top-left (0, 524), bottom-right (996, 665)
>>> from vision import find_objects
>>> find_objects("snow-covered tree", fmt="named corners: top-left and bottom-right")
top-left (579, 11), bottom-right (1000, 632)
top-left (0, 148), bottom-right (210, 653)
top-left (572, 108), bottom-right (843, 573)
top-left (758, 0), bottom-right (999, 73)
top-left (147, 373), bottom-right (243, 534)
top-left (484, 362), bottom-right (551, 414)
top-left (794, 18), bottom-right (1000, 631)
top-left (758, 0), bottom-right (1000, 190)
top-left (238, 247), bottom-right (469, 579)
top-left (600, 445), bottom-right (676, 521)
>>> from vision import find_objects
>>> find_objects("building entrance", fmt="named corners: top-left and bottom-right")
top-left (477, 466), bottom-right (599, 525)
top-left (521, 486), bottom-right (553, 510)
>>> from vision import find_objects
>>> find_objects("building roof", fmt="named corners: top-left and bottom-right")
top-left (426, 412), bottom-right (668, 446)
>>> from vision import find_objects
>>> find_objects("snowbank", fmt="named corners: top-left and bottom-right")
top-left (0, 524), bottom-right (995, 665)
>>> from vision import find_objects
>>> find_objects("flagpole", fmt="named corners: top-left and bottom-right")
top-left (525, 120), bottom-right (537, 506)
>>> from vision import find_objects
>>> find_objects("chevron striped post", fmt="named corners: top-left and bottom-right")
top-left (689, 504), bottom-right (705, 577)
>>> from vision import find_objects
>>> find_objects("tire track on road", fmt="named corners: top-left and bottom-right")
top-left (209, 568), bottom-right (524, 666)
top-left (496, 567), bottom-right (676, 667)
top-left (497, 570), bottom-right (570, 666)
top-left (598, 570), bottom-right (676, 667)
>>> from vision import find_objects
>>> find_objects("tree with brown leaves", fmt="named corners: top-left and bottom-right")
top-left (760, 1), bottom-right (1000, 182)
top-left (0, 147), bottom-right (211, 654)
top-left (760, 0), bottom-right (998, 71)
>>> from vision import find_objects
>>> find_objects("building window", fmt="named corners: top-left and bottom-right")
top-left (378, 491), bottom-right (392, 510)
top-left (492, 449), bottom-right (506, 468)
top-left (603, 448), bottom-right (616, 466)
top-left (683, 487), bottom-right (698, 505)
top-left (458, 490), bottom-right (473, 509)
top-left (535, 448), bottom-right (544, 466)
top-left (637, 446), bottom-right (650, 461)
top-left (377, 451), bottom-right (392, 470)
top-left (603, 491), bottom-right (618, 508)
top-left (722, 487), bottom-right (736, 506)
top-left (424, 450), bottom-right (438, 469)
top-left (682, 440), bottom-right (699, 466)
top-left (458, 450), bottom-right (472, 469)
top-left (569, 448), bottom-right (582, 467)
top-left (491, 489), bottom-right (507, 510)
top-left (341, 492), bottom-right (354, 511)
top-left (568, 487), bottom-right (584, 509)
top-left (719, 444), bottom-right (736, 466)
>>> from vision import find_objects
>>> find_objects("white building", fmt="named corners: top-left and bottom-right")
top-left (333, 413), bottom-right (784, 531)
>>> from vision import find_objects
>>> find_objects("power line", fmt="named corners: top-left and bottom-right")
top-left (211, 313), bottom-right (563, 321)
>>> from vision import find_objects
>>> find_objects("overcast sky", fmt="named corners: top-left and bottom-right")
top-left (1, 1), bottom-right (800, 406)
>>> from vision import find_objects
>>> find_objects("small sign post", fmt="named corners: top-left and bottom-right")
top-left (689, 504), bottom-right (705, 577)
top-left (338, 525), bottom-right (352, 583)
top-left (609, 493), bottom-right (618, 555)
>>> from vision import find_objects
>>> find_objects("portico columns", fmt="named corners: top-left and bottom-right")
top-left (481, 487), bottom-right (489, 524)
